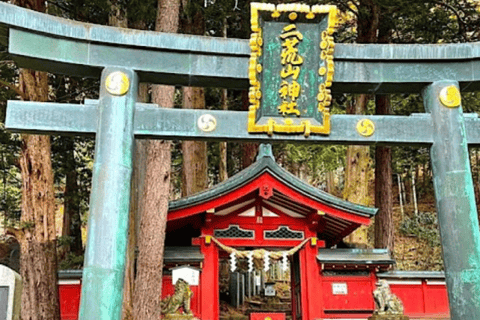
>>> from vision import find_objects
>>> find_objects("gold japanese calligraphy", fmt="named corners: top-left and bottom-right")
top-left (278, 24), bottom-right (303, 116)
top-left (248, 3), bottom-right (342, 136)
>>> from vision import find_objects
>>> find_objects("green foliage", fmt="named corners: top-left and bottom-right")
top-left (57, 235), bottom-right (75, 247)
top-left (400, 212), bottom-right (441, 247)
top-left (58, 252), bottom-right (84, 269)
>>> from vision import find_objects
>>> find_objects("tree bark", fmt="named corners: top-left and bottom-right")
top-left (182, 85), bottom-right (208, 196)
top-left (181, 8), bottom-right (208, 197)
top-left (374, 95), bottom-right (394, 251)
top-left (12, 1), bottom-right (59, 319)
top-left (373, 20), bottom-right (394, 251)
top-left (241, 90), bottom-right (258, 169)
top-left (219, 19), bottom-right (228, 183)
top-left (18, 71), bottom-right (60, 320)
top-left (343, 1), bottom-right (380, 246)
top-left (132, 0), bottom-right (180, 318)
top-left (344, 95), bottom-right (373, 246)
top-left (61, 138), bottom-right (82, 256)
top-left (123, 84), bottom-right (149, 320)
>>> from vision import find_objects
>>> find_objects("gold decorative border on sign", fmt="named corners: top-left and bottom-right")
top-left (248, 3), bottom-right (341, 137)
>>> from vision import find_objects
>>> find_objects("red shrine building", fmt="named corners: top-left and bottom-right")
top-left (57, 144), bottom-right (450, 320)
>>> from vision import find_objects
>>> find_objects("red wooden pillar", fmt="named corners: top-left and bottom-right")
top-left (300, 237), bottom-right (324, 320)
top-left (200, 236), bottom-right (219, 320)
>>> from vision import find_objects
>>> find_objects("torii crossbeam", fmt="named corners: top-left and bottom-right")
top-left (2, 2), bottom-right (480, 319)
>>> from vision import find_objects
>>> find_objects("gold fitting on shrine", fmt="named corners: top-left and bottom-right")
top-left (105, 71), bottom-right (130, 96)
top-left (439, 85), bottom-right (461, 108)
top-left (289, 12), bottom-right (298, 20)
top-left (197, 114), bottom-right (217, 132)
top-left (303, 120), bottom-right (311, 137)
top-left (205, 236), bottom-right (212, 244)
top-left (356, 119), bottom-right (375, 137)
top-left (311, 237), bottom-right (317, 246)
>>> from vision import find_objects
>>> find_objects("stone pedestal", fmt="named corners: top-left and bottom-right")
top-left (368, 314), bottom-right (409, 320)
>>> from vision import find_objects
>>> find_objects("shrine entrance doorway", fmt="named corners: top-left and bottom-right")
top-left (218, 245), bottom-right (296, 320)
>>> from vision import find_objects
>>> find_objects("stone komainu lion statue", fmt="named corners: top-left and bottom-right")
top-left (161, 278), bottom-right (193, 315)
top-left (373, 280), bottom-right (404, 315)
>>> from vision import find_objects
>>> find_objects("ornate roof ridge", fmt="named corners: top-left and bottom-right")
top-left (169, 145), bottom-right (376, 218)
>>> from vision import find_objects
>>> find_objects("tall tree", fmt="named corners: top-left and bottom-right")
top-left (133, 0), bottom-right (180, 318)
top-left (181, 2), bottom-right (208, 196)
top-left (240, 90), bottom-right (258, 169)
top-left (123, 81), bottom-right (149, 320)
top-left (219, 18), bottom-right (229, 183)
top-left (59, 137), bottom-right (83, 256)
top-left (11, 0), bottom-right (61, 318)
top-left (343, 0), bottom-right (379, 246)
top-left (374, 22), bottom-right (394, 251)
top-left (374, 94), bottom-right (394, 250)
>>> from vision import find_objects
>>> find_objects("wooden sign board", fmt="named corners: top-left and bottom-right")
top-left (248, 3), bottom-right (340, 137)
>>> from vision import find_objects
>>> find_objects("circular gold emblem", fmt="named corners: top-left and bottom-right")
top-left (288, 12), bottom-right (298, 21)
top-left (439, 85), bottom-right (461, 108)
top-left (356, 119), bottom-right (375, 137)
top-left (264, 317), bottom-right (272, 320)
top-left (105, 71), bottom-right (130, 96)
top-left (197, 114), bottom-right (217, 132)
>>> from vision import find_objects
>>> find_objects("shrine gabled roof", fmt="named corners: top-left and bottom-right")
top-left (168, 145), bottom-right (377, 245)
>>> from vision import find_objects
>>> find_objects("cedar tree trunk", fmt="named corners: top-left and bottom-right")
top-left (374, 23), bottom-right (394, 251)
top-left (181, 8), bottom-right (208, 197)
top-left (344, 1), bottom-right (379, 246)
top-left (17, 70), bottom-right (60, 319)
top-left (374, 94), bottom-right (394, 251)
top-left (12, 1), bottom-right (60, 319)
top-left (241, 90), bottom-right (258, 168)
top-left (133, 0), bottom-right (180, 317)
top-left (61, 138), bottom-right (82, 256)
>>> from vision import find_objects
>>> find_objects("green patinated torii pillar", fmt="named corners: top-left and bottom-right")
top-left (79, 67), bottom-right (138, 319)
top-left (424, 81), bottom-right (480, 318)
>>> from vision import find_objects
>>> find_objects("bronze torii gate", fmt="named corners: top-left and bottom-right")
top-left (1, 2), bottom-right (480, 319)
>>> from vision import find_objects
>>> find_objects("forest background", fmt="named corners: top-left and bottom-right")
top-left (1, 0), bottom-right (480, 319)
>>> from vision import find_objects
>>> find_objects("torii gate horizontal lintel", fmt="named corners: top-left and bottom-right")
top-left (7, 99), bottom-right (480, 146)
top-left (3, 2), bottom-right (480, 92)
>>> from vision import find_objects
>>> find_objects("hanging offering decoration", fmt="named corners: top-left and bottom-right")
top-left (264, 250), bottom-right (271, 272)
top-left (230, 252), bottom-right (237, 272)
top-left (248, 3), bottom-right (344, 137)
top-left (248, 251), bottom-right (255, 273)
top-left (282, 252), bottom-right (289, 272)
top-left (207, 236), bottom-right (312, 272)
